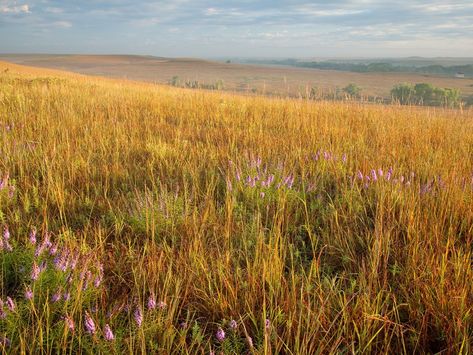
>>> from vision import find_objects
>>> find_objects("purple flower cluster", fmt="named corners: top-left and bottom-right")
top-left (230, 159), bottom-right (296, 193)
top-left (312, 150), bottom-right (348, 163)
top-left (0, 297), bottom-right (16, 319)
top-left (103, 324), bottom-right (114, 341)
top-left (229, 151), bottom-right (347, 195)
top-left (352, 168), bottom-right (415, 189)
top-left (0, 226), bottom-right (13, 252)
top-left (84, 312), bottom-right (96, 334)
top-left (215, 327), bottom-right (225, 342)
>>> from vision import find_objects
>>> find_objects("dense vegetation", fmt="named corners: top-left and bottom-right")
top-left (246, 58), bottom-right (473, 77)
top-left (391, 83), bottom-right (462, 107)
top-left (0, 62), bottom-right (472, 354)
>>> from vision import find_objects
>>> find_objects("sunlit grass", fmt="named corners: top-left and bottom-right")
top-left (0, 61), bottom-right (472, 354)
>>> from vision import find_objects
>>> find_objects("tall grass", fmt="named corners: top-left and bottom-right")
top-left (0, 62), bottom-right (472, 354)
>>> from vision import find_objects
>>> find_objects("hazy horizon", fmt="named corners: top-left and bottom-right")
top-left (1, 1), bottom-right (473, 58)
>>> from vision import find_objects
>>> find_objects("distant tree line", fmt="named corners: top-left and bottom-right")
top-left (309, 82), bottom-right (470, 108)
top-left (166, 74), bottom-right (472, 108)
top-left (246, 59), bottom-right (473, 77)
top-left (391, 83), bottom-right (462, 107)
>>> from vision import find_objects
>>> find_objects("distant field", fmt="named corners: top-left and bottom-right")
top-left (0, 60), bottom-right (472, 353)
top-left (2, 54), bottom-right (473, 98)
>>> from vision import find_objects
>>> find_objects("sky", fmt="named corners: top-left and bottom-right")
top-left (1, 0), bottom-right (473, 58)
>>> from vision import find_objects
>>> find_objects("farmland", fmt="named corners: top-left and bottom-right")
top-left (0, 60), bottom-right (472, 353)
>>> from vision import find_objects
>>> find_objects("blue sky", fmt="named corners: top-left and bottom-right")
top-left (1, 0), bottom-right (473, 58)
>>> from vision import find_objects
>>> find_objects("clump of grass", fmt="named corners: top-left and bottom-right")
top-left (0, 61), bottom-right (472, 353)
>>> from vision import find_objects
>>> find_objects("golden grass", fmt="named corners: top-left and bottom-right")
top-left (0, 61), bottom-right (472, 354)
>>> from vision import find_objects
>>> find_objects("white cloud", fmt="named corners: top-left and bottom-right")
top-left (45, 7), bottom-right (64, 14)
top-left (53, 21), bottom-right (72, 28)
top-left (205, 7), bottom-right (220, 16)
top-left (0, 3), bottom-right (30, 14)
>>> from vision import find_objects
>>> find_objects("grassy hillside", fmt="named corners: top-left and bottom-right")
top-left (2, 54), bottom-right (473, 100)
top-left (0, 61), bottom-right (472, 354)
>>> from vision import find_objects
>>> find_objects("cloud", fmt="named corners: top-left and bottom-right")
top-left (0, 0), bottom-right (472, 57)
top-left (0, 3), bottom-right (30, 14)
top-left (52, 21), bottom-right (72, 28)
top-left (45, 7), bottom-right (63, 14)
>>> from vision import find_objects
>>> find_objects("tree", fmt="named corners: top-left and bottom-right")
top-left (215, 79), bottom-right (224, 90)
top-left (391, 83), bottom-right (415, 105)
top-left (443, 88), bottom-right (461, 108)
top-left (391, 82), bottom-right (462, 107)
top-left (309, 86), bottom-right (319, 100)
top-left (170, 76), bottom-right (180, 87)
top-left (413, 83), bottom-right (435, 105)
top-left (343, 83), bottom-right (361, 97)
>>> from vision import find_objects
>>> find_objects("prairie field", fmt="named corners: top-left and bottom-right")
top-left (2, 54), bottom-right (473, 99)
top-left (0, 61), bottom-right (473, 354)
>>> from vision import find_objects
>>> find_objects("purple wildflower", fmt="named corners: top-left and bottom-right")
top-left (49, 243), bottom-right (58, 256)
top-left (134, 307), bottom-right (143, 327)
top-left (371, 169), bottom-right (378, 181)
top-left (147, 295), bottom-right (156, 310)
top-left (34, 244), bottom-right (44, 258)
top-left (69, 255), bottom-right (78, 270)
top-left (93, 275), bottom-right (102, 288)
top-left (25, 286), bottom-right (33, 300)
top-left (63, 292), bottom-right (70, 301)
top-left (265, 318), bottom-right (271, 330)
top-left (53, 252), bottom-right (67, 271)
top-left (51, 290), bottom-right (61, 303)
top-left (43, 233), bottom-right (52, 249)
top-left (3, 227), bottom-right (10, 241)
top-left (180, 321), bottom-right (188, 330)
top-left (285, 175), bottom-right (294, 189)
top-left (104, 324), bottom-right (114, 341)
top-left (84, 312), bottom-right (96, 334)
top-left (29, 229), bottom-right (37, 245)
top-left (216, 327), bottom-right (225, 342)
top-left (31, 262), bottom-right (40, 281)
top-left (229, 319), bottom-right (237, 330)
top-left (6, 297), bottom-right (15, 311)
